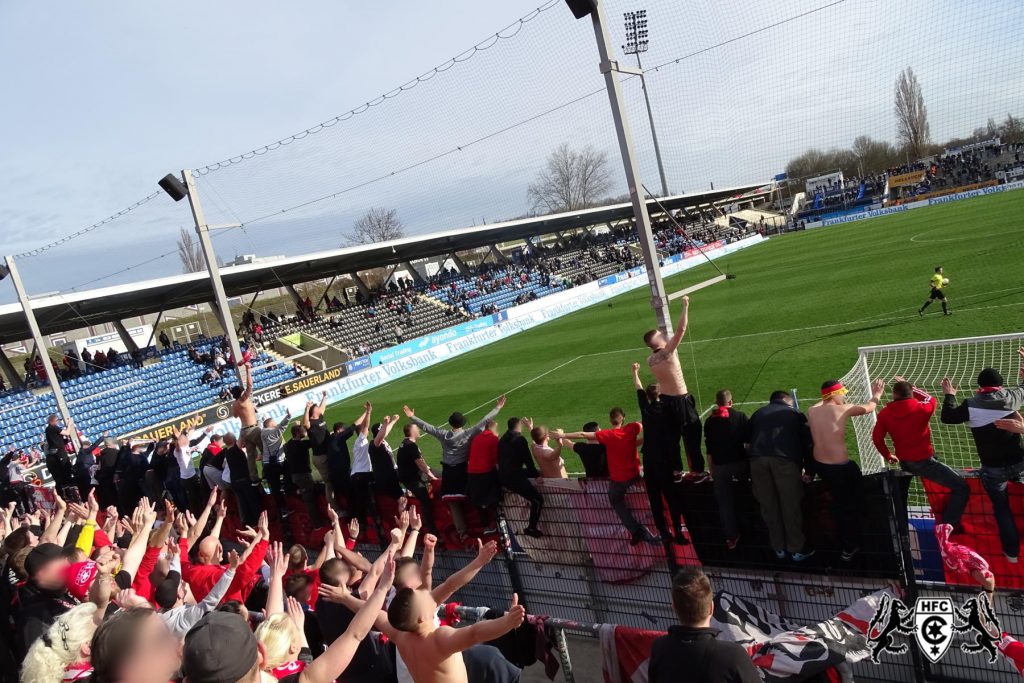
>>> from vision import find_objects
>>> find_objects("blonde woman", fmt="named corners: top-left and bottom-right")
top-left (255, 597), bottom-right (312, 679)
top-left (21, 603), bottom-right (101, 683)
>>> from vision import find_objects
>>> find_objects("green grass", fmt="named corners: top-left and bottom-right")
top-left (322, 190), bottom-right (1024, 470)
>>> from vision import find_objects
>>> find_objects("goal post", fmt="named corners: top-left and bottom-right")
top-left (840, 332), bottom-right (1024, 475)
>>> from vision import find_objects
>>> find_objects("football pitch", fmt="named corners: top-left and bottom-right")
top-left (322, 190), bottom-right (1024, 470)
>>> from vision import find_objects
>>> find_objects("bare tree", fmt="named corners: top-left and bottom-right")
top-left (527, 143), bottom-right (612, 213)
top-left (347, 207), bottom-right (405, 245)
top-left (177, 227), bottom-right (205, 273)
top-left (894, 67), bottom-right (930, 160)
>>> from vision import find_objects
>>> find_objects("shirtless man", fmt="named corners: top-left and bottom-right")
top-left (230, 362), bottom-right (262, 479)
top-left (387, 588), bottom-right (525, 683)
top-left (642, 295), bottom-right (705, 478)
top-left (806, 377), bottom-right (884, 561)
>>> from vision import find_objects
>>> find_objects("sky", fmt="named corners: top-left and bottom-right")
top-left (1, 0), bottom-right (1021, 302)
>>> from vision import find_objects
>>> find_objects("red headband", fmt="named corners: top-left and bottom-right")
top-left (821, 382), bottom-right (847, 398)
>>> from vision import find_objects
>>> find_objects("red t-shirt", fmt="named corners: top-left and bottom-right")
top-left (596, 423), bottom-right (642, 482)
top-left (467, 430), bottom-right (500, 474)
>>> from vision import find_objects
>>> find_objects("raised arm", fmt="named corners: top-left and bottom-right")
top-left (844, 378), bottom-right (884, 417)
top-left (467, 395), bottom-right (507, 437)
top-left (318, 390), bottom-right (328, 414)
top-left (188, 488), bottom-right (218, 551)
top-left (436, 593), bottom-right (525, 658)
top-left (420, 533), bottom-right (437, 591)
top-left (631, 362), bottom-right (644, 391)
top-left (664, 296), bottom-right (690, 353)
top-left (939, 378), bottom-right (969, 424)
top-left (39, 493), bottom-right (67, 544)
top-left (241, 363), bottom-right (253, 400)
top-left (432, 539), bottom-right (498, 604)
top-left (264, 542), bottom-right (288, 617)
top-left (302, 402), bottom-right (312, 429)
top-left (374, 415), bottom-right (399, 447)
top-left (352, 402), bottom-right (371, 431)
top-left (403, 405), bottom-right (444, 439)
top-left (359, 529), bottom-right (403, 599)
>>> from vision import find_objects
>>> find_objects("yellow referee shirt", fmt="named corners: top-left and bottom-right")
top-left (930, 273), bottom-right (945, 290)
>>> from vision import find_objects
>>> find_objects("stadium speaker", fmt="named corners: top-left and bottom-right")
top-left (563, 0), bottom-right (594, 20)
top-left (158, 173), bottom-right (188, 202)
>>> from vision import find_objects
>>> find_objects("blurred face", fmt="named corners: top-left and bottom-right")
top-left (35, 557), bottom-right (71, 591)
top-left (117, 613), bottom-right (182, 683)
top-left (412, 589), bottom-right (434, 623)
top-left (646, 331), bottom-right (667, 349)
top-left (395, 563), bottom-right (421, 589)
top-left (266, 419), bottom-right (277, 430)
top-left (407, 424), bottom-right (420, 440)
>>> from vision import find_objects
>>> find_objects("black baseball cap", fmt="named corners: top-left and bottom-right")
top-left (25, 543), bottom-right (64, 579)
top-left (183, 612), bottom-right (258, 683)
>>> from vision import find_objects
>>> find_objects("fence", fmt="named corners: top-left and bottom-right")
top-left (356, 468), bottom-right (1024, 683)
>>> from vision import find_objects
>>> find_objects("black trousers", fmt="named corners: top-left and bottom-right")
top-left (263, 461), bottom-right (288, 517)
top-left (644, 466), bottom-right (683, 534)
top-left (403, 479), bottom-right (438, 533)
top-left (349, 472), bottom-right (374, 526)
top-left (815, 460), bottom-right (863, 553)
top-left (501, 474), bottom-right (543, 530)
top-left (659, 393), bottom-right (705, 472)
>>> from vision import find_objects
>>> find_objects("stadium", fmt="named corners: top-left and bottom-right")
top-left (1, 1), bottom-right (1023, 682)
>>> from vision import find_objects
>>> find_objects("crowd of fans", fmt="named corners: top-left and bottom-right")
top-left (3, 290), bottom-right (1022, 682)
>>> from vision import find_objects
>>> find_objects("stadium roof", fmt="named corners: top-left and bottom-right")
top-left (0, 184), bottom-right (765, 345)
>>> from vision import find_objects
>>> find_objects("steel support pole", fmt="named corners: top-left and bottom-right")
top-left (588, 1), bottom-right (671, 331)
top-left (4, 256), bottom-right (80, 449)
top-left (181, 170), bottom-right (246, 374)
top-left (636, 53), bottom-right (669, 198)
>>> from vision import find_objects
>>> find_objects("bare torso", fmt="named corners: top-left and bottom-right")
top-left (806, 402), bottom-right (853, 464)
top-left (233, 399), bottom-right (257, 427)
top-left (395, 628), bottom-right (469, 683)
top-left (532, 443), bottom-right (567, 479)
top-left (647, 348), bottom-right (688, 396)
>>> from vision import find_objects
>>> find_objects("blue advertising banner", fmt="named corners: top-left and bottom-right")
top-left (345, 356), bottom-right (371, 374)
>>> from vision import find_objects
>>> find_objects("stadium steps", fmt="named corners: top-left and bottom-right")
top-left (260, 345), bottom-right (315, 374)
top-left (421, 290), bottom-right (471, 318)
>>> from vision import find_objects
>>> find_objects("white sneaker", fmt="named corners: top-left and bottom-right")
top-left (1007, 555), bottom-right (1019, 564)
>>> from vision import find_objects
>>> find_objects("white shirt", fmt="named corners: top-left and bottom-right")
top-left (351, 434), bottom-right (372, 474)
top-left (174, 447), bottom-right (196, 478)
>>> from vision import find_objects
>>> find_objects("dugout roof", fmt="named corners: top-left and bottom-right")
top-left (0, 184), bottom-right (764, 345)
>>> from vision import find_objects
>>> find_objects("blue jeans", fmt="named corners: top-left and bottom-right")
top-left (900, 457), bottom-right (969, 527)
top-left (979, 461), bottom-right (1024, 558)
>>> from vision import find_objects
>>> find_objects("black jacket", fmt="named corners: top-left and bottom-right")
top-left (498, 430), bottom-right (539, 481)
top-left (16, 582), bottom-right (78, 653)
top-left (648, 626), bottom-right (761, 683)
top-left (941, 385), bottom-right (1024, 468)
top-left (704, 408), bottom-right (749, 467)
top-left (746, 400), bottom-right (813, 468)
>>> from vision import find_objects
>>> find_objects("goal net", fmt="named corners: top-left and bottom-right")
top-left (840, 332), bottom-right (1024, 480)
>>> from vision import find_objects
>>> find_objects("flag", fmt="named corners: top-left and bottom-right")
top-left (599, 588), bottom-right (894, 682)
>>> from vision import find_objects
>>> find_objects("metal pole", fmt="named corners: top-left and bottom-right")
top-left (635, 53), bottom-right (669, 197)
top-left (181, 170), bottom-right (246, 376)
top-left (4, 256), bottom-right (80, 449)
top-left (589, 1), bottom-right (672, 332)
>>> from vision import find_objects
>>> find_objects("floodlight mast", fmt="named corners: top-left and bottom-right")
top-left (568, 0), bottom-right (672, 332)
top-left (623, 9), bottom-right (669, 199)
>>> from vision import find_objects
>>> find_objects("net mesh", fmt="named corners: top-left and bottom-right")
top-left (7, 0), bottom-right (1024, 299)
top-left (841, 333), bottom-right (1024, 481)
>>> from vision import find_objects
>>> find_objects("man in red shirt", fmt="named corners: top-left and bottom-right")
top-left (872, 377), bottom-right (969, 528)
top-left (559, 407), bottom-right (659, 546)
top-left (185, 510), bottom-right (270, 604)
top-left (466, 420), bottom-right (501, 534)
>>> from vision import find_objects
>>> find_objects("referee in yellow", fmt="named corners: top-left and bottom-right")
top-left (919, 265), bottom-right (951, 316)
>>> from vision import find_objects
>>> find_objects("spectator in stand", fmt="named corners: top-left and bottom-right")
top-left (466, 420), bottom-right (502, 534)
top-left (941, 354), bottom-right (1024, 562)
top-left (326, 405), bottom-right (370, 514)
top-left (642, 297), bottom-right (705, 479)
top-left (807, 378), bottom-right (884, 562)
top-left (396, 423), bottom-right (439, 535)
top-left (403, 396), bottom-right (505, 543)
top-left (189, 509), bottom-right (270, 605)
top-left (648, 568), bottom-right (760, 683)
top-left (498, 417), bottom-right (544, 538)
top-left (158, 330), bottom-right (171, 349)
top-left (306, 392), bottom-right (335, 509)
top-left (42, 414), bottom-right (74, 498)
top-left (16, 543), bottom-right (74, 651)
top-left (703, 389), bottom-right (750, 550)
top-left (89, 607), bottom-right (183, 683)
top-left (559, 408), bottom-right (659, 546)
top-left (199, 433), bottom-right (227, 493)
top-left (747, 391), bottom-right (814, 562)
top-left (632, 362), bottom-right (687, 544)
top-left (223, 433), bottom-right (262, 528)
top-left (261, 408), bottom-right (294, 518)
top-left (170, 427), bottom-right (209, 514)
top-left (348, 405), bottom-right (375, 532)
top-left (571, 422), bottom-right (609, 478)
top-left (872, 377), bottom-right (969, 530)
top-left (528, 425), bottom-right (568, 481)
top-left (285, 416), bottom-right (324, 528)
top-left (74, 436), bottom-right (99, 501)
top-left (369, 415), bottom-right (403, 502)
